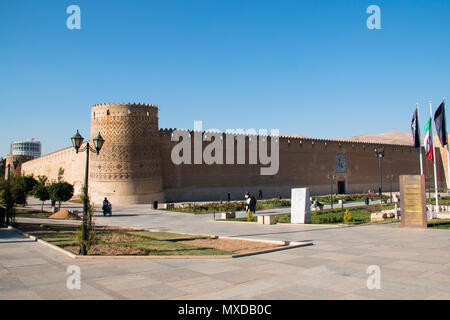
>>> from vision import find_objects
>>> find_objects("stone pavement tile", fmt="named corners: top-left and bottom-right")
top-left (279, 284), bottom-right (344, 299)
top-left (310, 251), bottom-right (357, 262)
top-left (248, 289), bottom-right (307, 300)
top-left (93, 274), bottom-right (161, 291)
top-left (154, 259), bottom-right (211, 268)
top-left (325, 275), bottom-right (368, 294)
top-left (251, 262), bottom-right (305, 275)
top-left (14, 269), bottom-right (67, 287)
top-left (188, 276), bottom-right (285, 300)
top-left (32, 282), bottom-right (114, 300)
top-left (74, 264), bottom-right (132, 281)
top-left (406, 253), bottom-right (450, 265)
top-left (352, 279), bottom-right (439, 300)
top-left (0, 288), bottom-right (42, 300)
top-left (211, 269), bottom-right (274, 285)
top-left (119, 283), bottom-right (186, 300)
top-left (0, 267), bottom-right (10, 276)
top-left (63, 284), bottom-right (116, 300)
top-left (31, 283), bottom-right (78, 299)
top-left (1, 258), bottom-right (49, 268)
top-left (300, 265), bottom-right (330, 276)
top-left (311, 244), bottom-right (345, 252)
top-left (348, 255), bottom-right (398, 267)
top-left (389, 275), bottom-right (450, 293)
top-left (0, 274), bottom-right (27, 291)
top-left (255, 251), bottom-right (303, 262)
top-left (425, 291), bottom-right (450, 300)
top-left (334, 246), bottom-right (376, 256)
top-left (419, 272), bottom-right (450, 284)
top-left (172, 277), bottom-right (231, 296)
top-left (340, 293), bottom-right (372, 300)
top-left (369, 250), bottom-right (420, 260)
top-left (295, 272), bottom-right (352, 290)
top-left (277, 246), bottom-right (321, 257)
top-left (324, 262), bottom-right (368, 277)
top-left (280, 256), bottom-right (334, 268)
top-left (383, 260), bottom-right (447, 273)
top-left (143, 268), bottom-right (206, 283)
top-left (184, 262), bottom-right (241, 275)
top-left (108, 261), bottom-right (174, 274)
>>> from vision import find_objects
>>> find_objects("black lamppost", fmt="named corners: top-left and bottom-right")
top-left (386, 174), bottom-right (394, 203)
top-left (374, 148), bottom-right (384, 202)
top-left (7, 159), bottom-right (19, 180)
top-left (327, 173), bottom-right (336, 209)
top-left (71, 130), bottom-right (105, 255)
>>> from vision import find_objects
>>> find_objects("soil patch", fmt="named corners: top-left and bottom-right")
top-left (49, 209), bottom-right (81, 220)
top-left (180, 238), bottom-right (282, 254)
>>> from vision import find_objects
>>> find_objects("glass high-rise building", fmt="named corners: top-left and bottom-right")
top-left (10, 141), bottom-right (41, 158)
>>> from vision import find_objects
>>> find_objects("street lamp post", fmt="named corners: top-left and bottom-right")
top-left (374, 148), bottom-right (384, 202)
top-left (387, 175), bottom-right (394, 203)
top-left (327, 173), bottom-right (336, 209)
top-left (71, 130), bottom-right (105, 255)
top-left (4, 159), bottom-right (19, 225)
top-left (7, 159), bottom-right (19, 181)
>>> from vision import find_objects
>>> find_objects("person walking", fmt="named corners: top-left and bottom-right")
top-left (245, 192), bottom-right (257, 221)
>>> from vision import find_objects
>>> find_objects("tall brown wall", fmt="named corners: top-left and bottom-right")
top-left (159, 131), bottom-right (446, 201)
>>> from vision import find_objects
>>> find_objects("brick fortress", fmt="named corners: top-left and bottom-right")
top-left (8, 102), bottom-right (448, 205)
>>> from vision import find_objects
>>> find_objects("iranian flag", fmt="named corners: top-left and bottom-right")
top-left (424, 117), bottom-right (434, 161)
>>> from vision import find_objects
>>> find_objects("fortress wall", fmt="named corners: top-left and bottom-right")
top-left (17, 102), bottom-right (448, 204)
top-left (160, 132), bottom-right (446, 201)
top-left (88, 103), bottom-right (165, 205)
top-left (21, 145), bottom-right (86, 195)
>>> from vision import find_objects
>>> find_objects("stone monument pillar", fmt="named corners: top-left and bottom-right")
top-left (399, 175), bottom-right (427, 228)
top-left (291, 187), bottom-right (311, 224)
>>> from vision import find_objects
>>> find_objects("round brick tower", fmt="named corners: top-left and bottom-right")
top-left (89, 103), bottom-right (165, 205)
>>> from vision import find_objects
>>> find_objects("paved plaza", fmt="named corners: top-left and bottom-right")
top-left (1, 199), bottom-right (450, 300)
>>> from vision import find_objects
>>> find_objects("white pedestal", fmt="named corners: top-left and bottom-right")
top-left (291, 188), bottom-right (311, 224)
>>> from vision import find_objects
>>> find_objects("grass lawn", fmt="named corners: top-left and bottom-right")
top-left (428, 219), bottom-right (450, 229)
top-left (225, 203), bottom-right (397, 225)
top-left (14, 208), bottom-right (52, 219)
top-left (427, 196), bottom-right (450, 206)
top-left (166, 194), bottom-right (393, 214)
top-left (166, 198), bottom-right (291, 214)
top-left (14, 223), bottom-right (281, 256)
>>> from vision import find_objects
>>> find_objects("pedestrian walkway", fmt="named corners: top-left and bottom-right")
top-left (2, 198), bottom-right (450, 299)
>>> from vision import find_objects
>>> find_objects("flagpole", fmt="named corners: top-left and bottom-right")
top-left (430, 100), bottom-right (439, 216)
top-left (417, 102), bottom-right (424, 175)
top-left (444, 97), bottom-right (450, 192)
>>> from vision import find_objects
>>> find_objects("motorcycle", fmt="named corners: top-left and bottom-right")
top-left (102, 203), bottom-right (112, 216)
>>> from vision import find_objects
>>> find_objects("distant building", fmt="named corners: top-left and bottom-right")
top-left (10, 140), bottom-right (41, 158)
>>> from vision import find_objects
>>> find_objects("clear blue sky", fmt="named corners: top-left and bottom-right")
top-left (1, 0), bottom-right (449, 156)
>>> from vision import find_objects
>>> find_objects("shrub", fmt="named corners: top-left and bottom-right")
top-left (344, 209), bottom-right (353, 224)
top-left (247, 210), bottom-right (253, 222)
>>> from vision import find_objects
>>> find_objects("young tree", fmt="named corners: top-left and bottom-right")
top-left (21, 175), bottom-right (38, 197)
top-left (48, 182), bottom-right (74, 211)
top-left (0, 157), bottom-right (5, 180)
top-left (0, 180), bottom-right (14, 224)
top-left (33, 182), bottom-right (50, 212)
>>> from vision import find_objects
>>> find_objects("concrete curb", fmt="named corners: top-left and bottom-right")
top-left (210, 219), bottom-right (348, 228)
top-left (8, 225), bottom-right (77, 259)
top-left (9, 225), bottom-right (313, 260)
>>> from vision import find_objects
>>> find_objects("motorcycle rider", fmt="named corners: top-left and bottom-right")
top-left (102, 197), bottom-right (112, 215)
